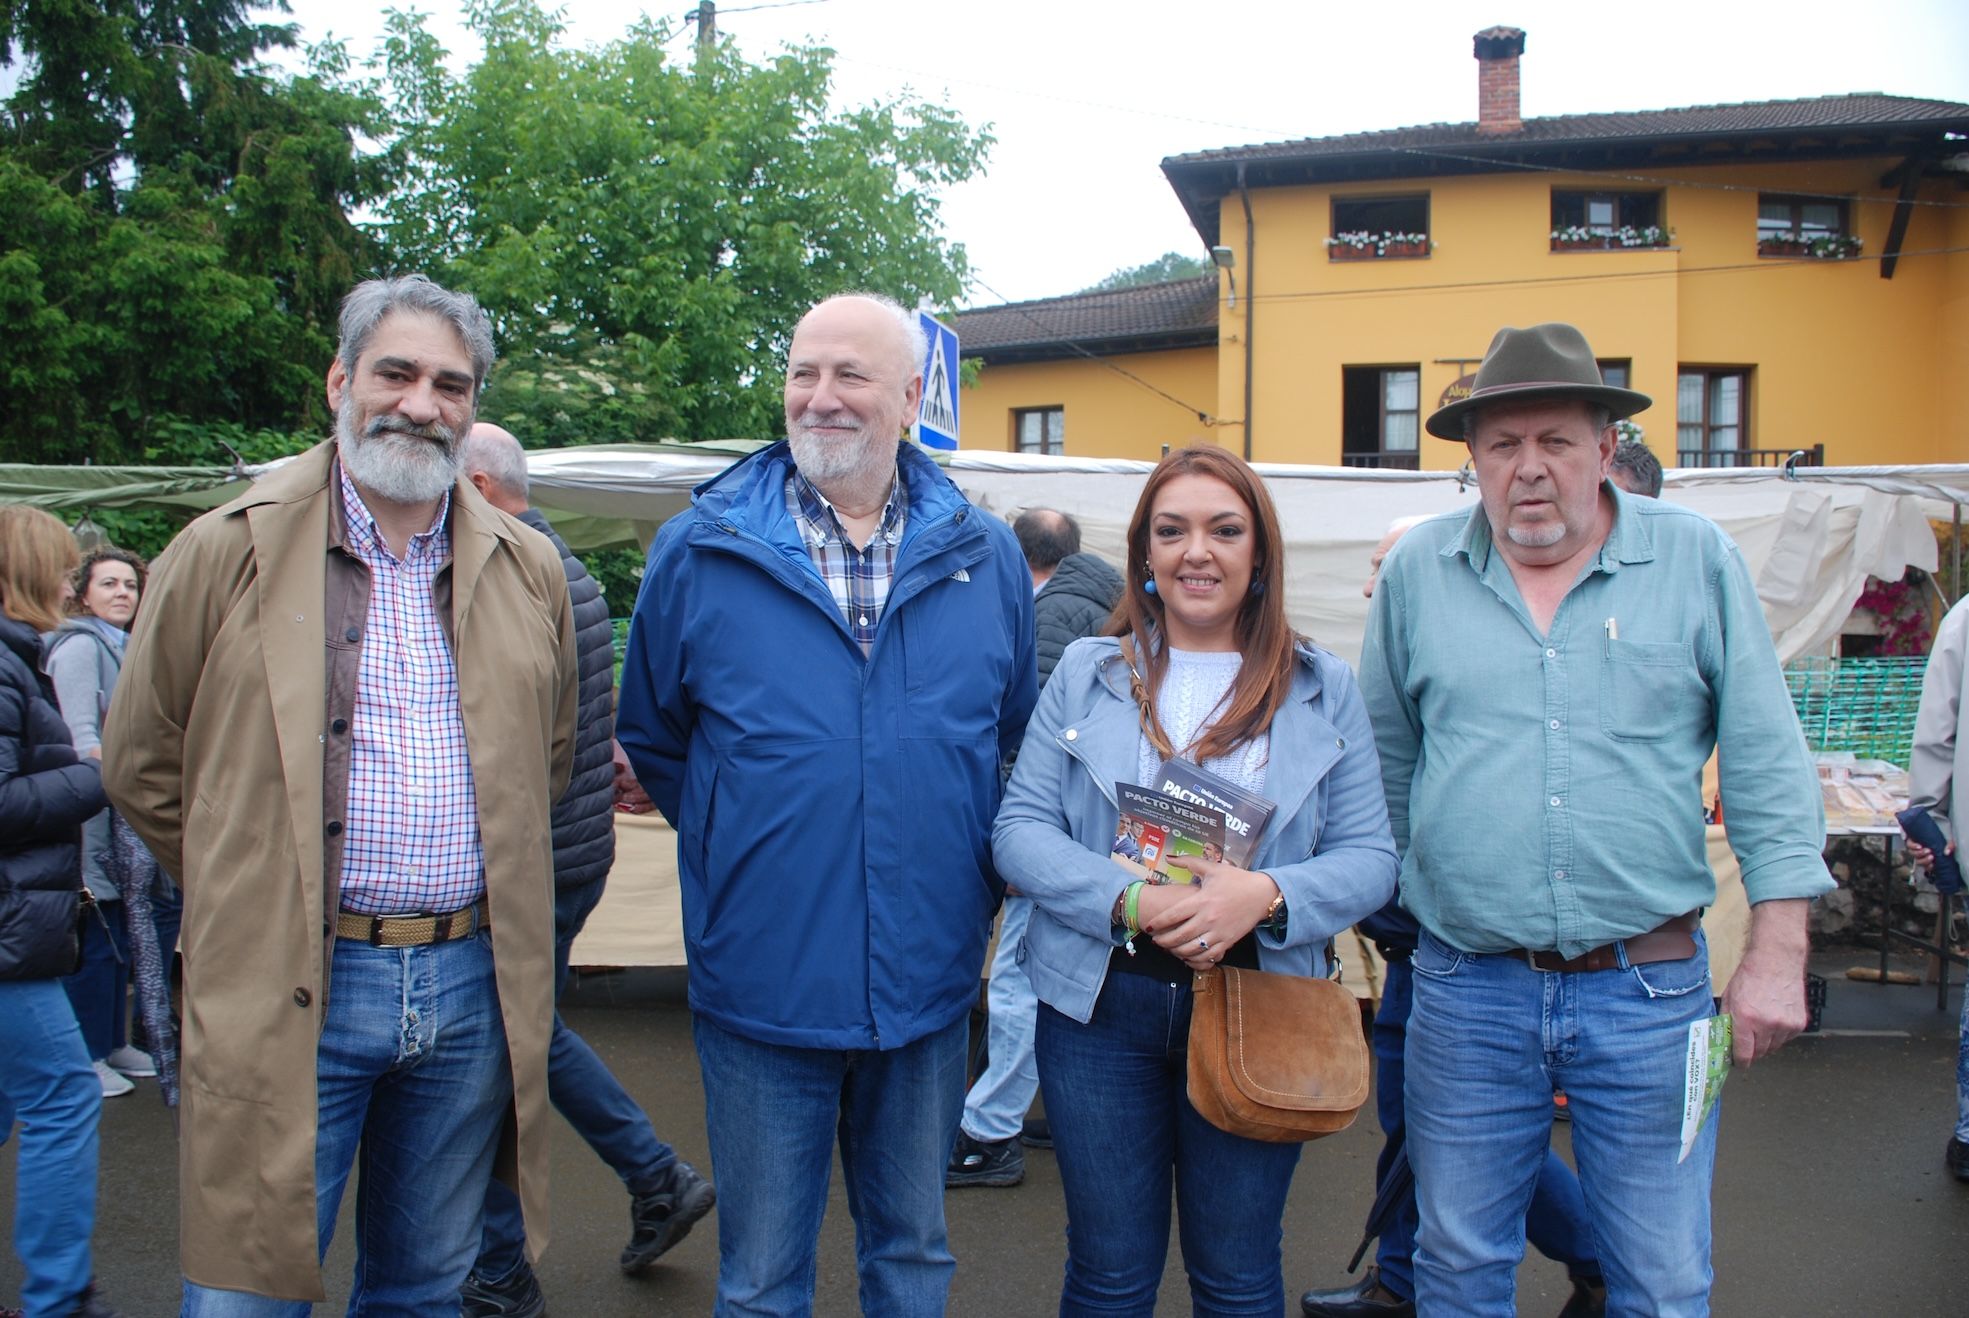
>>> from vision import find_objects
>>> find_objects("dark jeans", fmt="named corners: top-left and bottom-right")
top-left (1373, 953), bottom-right (1600, 1302)
top-left (62, 898), bottom-right (129, 1061)
top-left (475, 879), bottom-right (679, 1283)
top-left (1037, 971), bottom-right (1302, 1317)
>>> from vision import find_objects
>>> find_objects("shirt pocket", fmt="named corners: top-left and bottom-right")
top-left (1599, 638), bottom-right (1704, 743)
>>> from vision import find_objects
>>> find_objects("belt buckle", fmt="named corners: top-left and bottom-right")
top-left (1523, 949), bottom-right (1548, 972)
top-left (365, 914), bottom-right (389, 947)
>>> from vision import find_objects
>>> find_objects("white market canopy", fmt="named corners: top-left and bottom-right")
top-left (7, 449), bottom-right (1964, 667)
top-left (517, 447), bottom-right (1968, 666)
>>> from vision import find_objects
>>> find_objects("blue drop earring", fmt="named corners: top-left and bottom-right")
top-left (1143, 563), bottom-right (1158, 596)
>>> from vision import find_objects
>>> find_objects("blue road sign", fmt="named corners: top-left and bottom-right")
top-left (915, 311), bottom-right (960, 450)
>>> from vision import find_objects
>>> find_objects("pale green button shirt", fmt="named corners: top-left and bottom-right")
top-left (1359, 484), bottom-right (1829, 958)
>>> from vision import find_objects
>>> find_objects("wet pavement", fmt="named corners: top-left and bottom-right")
top-left (6, 950), bottom-right (1966, 1315)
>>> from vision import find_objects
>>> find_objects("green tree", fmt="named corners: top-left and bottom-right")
top-left (1082, 251), bottom-right (1210, 292)
top-left (0, 1), bottom-right (388, 465)
top-left (376, 0), bottom-right (991, 446)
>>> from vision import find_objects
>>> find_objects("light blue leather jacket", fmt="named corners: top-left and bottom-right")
top-left (992, 636), bottom-right (1399, 1024)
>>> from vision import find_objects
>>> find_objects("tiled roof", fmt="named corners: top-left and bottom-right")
top-left (950, 277), bottom-right (1218, 361)
top-left (1163, 93), bottom-right (1969, 245)
top-left (1164, 94), bottom-right (1969, 167)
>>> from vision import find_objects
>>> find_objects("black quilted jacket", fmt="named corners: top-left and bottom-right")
top-left (519, 510), bottom-right (617, 893)
top-left (0, 613), bottom-right (106, 979)
top-left (1035, 553), bottom-right (1124, 688)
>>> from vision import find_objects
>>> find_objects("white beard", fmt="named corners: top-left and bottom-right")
top-left (787, 412), bottom-right (898, 510)
top-left (1504, 520), bottom-right (1568, 549)
top-left (335, 394), bottom-right (460, 505)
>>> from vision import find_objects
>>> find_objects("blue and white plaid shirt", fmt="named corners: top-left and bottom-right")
top-left (336, 468), bottom-right (485, 915)
top-left (785, 466), bottom-right (908, 655)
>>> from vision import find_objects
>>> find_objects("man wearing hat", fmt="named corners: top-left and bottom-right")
top-left (1358, 323), bottom-right (1827, 1315)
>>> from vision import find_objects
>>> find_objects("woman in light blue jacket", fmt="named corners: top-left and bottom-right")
top-left (992, 446), bottom-right (1398, 1317)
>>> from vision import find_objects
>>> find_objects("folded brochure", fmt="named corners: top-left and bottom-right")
top-left (1109, 758), bottom-right (1277, 882)
top-left (1679, 1013), bottom-right (1732, 1164)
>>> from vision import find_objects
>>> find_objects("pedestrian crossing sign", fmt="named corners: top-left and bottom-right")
top-left (914, 312), bottom-right (960, 450)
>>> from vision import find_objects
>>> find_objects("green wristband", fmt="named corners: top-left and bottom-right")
top-left (1123, 879), bottom-right (1146, 934)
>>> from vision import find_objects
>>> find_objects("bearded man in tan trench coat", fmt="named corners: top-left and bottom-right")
top-left (103, 275), bottom-right (577, 1313)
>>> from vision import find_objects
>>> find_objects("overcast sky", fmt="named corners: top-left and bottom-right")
top-left (272, 0), bottom-right (1969, 304)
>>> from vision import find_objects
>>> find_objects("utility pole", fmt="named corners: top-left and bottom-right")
top-left (692, 2), bottom-right (716, 66)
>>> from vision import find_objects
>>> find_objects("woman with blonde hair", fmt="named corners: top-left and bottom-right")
top-left (0, 505), bottom-right (118, 1317)
top-left (993, 446), bottom-right (1398, 1315)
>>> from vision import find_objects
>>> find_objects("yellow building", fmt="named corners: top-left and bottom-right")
top-left (955, 28), bottom-right (1969, 470)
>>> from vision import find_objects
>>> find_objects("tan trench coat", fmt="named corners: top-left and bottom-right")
top-left (102, 442), bottom-right (577, 1299)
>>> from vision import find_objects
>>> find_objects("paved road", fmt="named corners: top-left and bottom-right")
top-left (6, 952), bottom-right (1966, 1315)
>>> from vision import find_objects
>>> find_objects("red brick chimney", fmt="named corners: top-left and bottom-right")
top-left (1474, 26), bottom-right (1526, 135)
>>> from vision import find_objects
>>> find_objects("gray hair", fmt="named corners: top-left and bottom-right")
top-left (337, 275), bottom-right (497, 392)
top-left (458, 424), bottom-right (530, 502)
top-left (810, 291), bottom-right (929, 384)
top-left (1609, 436), bottom-right (1664, 498)
top-left (1461, 400), bottom-right (1612, 442)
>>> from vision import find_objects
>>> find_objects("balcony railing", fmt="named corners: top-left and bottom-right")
top-left (1675, 444), bottom-right (1824, 469)
top-left (1340, 451), bottom-right (1421, 470)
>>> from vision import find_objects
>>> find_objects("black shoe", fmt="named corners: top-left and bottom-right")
top-left (66, 1283), bottom-right (122, 1318)
top-left (461, 1264), bottom-right (546, 1318)
top-left (946, 1130), bottom-right (1024, 1187)
top-left (1948, 1136), bottom-right (1969, 1184)
top-left (621, 1160), bottom-right (717, 1274)
top-left (1557, 1276), bottom-right (1607, 1318)
top-left (1019, 1116), bottom-right (1053, 1149)
top-left (1300, 1267), bottom-right (1413, 1318)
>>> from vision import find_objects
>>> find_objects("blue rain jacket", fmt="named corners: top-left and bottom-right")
top-left (618, 441), bottom-right (1038, 1050)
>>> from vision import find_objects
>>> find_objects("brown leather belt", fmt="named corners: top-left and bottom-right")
top-left (1517, 911), bottom-right (1699, 973)
top-left (335, 899), bottom-right (489, 948)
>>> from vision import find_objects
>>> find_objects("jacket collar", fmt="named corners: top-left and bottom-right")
top-left (690, 439), bottom-right (970, 546)
top-left (229, 440), bottom-right (523, 554)
top-left (1069, 636), bottom-right (1340, 853)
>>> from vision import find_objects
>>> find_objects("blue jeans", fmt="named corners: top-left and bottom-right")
top-left (181, 931), bottom-right (512, 1317)
top-left (1956, 974), bottom-right (1968, 1143)
top-left (1370, 954), bottom-right (1599, 1301)
top-left (692, 1012), bottom-right (967, 1317)
top-left (0, 978), bottom-right (102, 1318)
top-left (62, 897), bottom-right (130, 1060)
top-left (476, 880), bottom-right (677, 1282)
top-left (962, 895), bottom-right (1040, 1142)
top-left (1406, 929), bottom-right (1717, 1318)
top-left (1036, 972), bottom-right (1302, 1317)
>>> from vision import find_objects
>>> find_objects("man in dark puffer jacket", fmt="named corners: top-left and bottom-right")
top-left (948, 509), bottom-right (1121, 1188)
top-left (458, 427), bottom-right (713, 1317)
top-left (1022, 511), bottom-right (1124, 686)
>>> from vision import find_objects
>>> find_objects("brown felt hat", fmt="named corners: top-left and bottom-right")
top-left (1426, 322), bottom-right (1652, 440)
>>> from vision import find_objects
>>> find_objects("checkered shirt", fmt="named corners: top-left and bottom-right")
top-left (785, 466), bottom-right (908, 655)
top-left (336, 468), bottom-right (485, 915)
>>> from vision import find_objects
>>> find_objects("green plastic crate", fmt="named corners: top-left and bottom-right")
top-left (1783, 657), bottom-right (1928, 768)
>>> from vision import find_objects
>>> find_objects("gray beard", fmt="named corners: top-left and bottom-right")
top-left (1504, 521), bottom-right (1568, 549)
top-left (335, 395), bottom-right (460, 506)
top-left (787, 420), bottom-right (898, 511)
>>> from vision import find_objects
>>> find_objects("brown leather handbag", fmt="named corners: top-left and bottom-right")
top-left (1186, 963), bottom-right (1369, 1143)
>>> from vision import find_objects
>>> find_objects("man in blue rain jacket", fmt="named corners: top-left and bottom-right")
top-left (617, 292), bottom-right (1038, 1316)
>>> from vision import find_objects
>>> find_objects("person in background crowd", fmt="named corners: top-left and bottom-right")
top-left (1300, 515), bottom-right (1604, 1318)
top-left (1608, 436), bottom-right (1664, 499)
top-left (457, 424), bottom-right (715, 1318)
top-left (992, 445), bottom-right (1397, 1314)
top-left (1906, 591), bottom-right (1969, 1184)
top-left (617, 292), bottom-right (1037, 1315)
top-left (949, 507), bottom-right (1121, 1189)
top-left (1359, 323), bottom-right (1827, 1316)
top-left (46, 549), bottom-right (162, 1098)
top-left (0, 505), bottom-right (119, 1318)
top-left (104, 275), bottom-right (578, 1315)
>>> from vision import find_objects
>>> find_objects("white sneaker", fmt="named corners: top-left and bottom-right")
top-left (105, 1044), bottom-right (157, 1077)
top-left (94, 1059), bottom-right (135, 1097)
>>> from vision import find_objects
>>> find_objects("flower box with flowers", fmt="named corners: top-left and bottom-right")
top-left (1549, 225), bottom-right (1671, 252)
top-left (1759, 233), bottom-right (1863, 260)
top-left (1325, 231), bottom-right (1431, 260)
